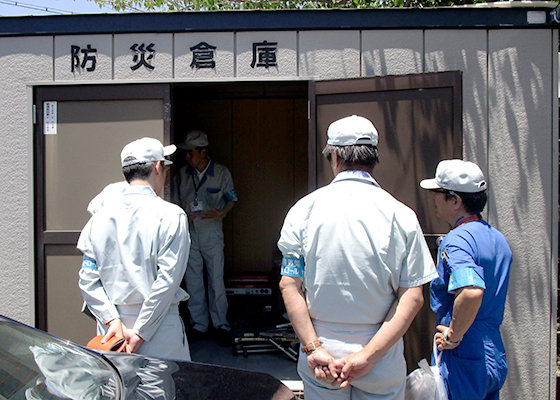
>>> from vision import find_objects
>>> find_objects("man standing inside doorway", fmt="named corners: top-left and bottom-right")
top-left (78, 137), bottom-right (191, 361)
top-left (173, 130), bottom-right (238, 346)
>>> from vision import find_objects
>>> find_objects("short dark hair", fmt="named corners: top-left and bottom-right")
top-left (122, 161), bottom-right (156, 183)
top-left (322, 144), bottom-right (379, 171)
top-left (443, 189), bottom-right (488, 214)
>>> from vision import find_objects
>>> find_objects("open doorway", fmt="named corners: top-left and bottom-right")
top-left (171, 81), bottom-right (309, 323)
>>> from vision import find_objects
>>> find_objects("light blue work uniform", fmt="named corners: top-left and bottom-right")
top-left (278, 171), bottom-right (437, 400)
top-left (78, 185), bottom-right (192, 361)
top-left (173, 160), bottom-right (238, 332)
top-left (86, 181), bottom-right (129, 215)
top-left (431, 218), bottom-right (512, 400)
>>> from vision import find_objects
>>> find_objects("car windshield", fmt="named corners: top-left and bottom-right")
top-left (0, 315), bottom-right (123, 400)
top-left (0, 315), bottom-right (296, 400)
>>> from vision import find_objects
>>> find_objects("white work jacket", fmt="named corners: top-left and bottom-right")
top-left (278, 170), bottom-right (437, 325)
top-left (78, 185), bottom-right (190, 342)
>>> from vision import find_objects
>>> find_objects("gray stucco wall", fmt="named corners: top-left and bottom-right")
top-left (0, 18), bottom-right (556, 399)
top-left (0, 36), bottom-right (52, 324)
top-left (424, 26), bottom-right (558, 398)
top-left (487, 28), bottom-right (558, 398)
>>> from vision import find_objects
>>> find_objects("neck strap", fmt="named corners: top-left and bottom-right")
top-left (454, 214), bottom-right (482, 228)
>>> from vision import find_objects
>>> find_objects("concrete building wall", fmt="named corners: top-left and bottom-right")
top-left (0, 19), bottom-right (556, 399)
top-left (424, 29), bottom-right (488, 167)
top-left (362, 30), bottom-right (423, 76)
top-left (487, 29), bottom-right (557, 399)
top-left (425, 28), bottom-right (558, 399)
top-left (0, 36), bottom-right (53, 325)
top-left (299, 30), bottom-right (361, 79)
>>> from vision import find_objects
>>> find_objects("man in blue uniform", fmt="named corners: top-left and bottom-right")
top-left (173, 130), bottom-right (238, 346)
top-left (420, 159), bottom-right (512, 400)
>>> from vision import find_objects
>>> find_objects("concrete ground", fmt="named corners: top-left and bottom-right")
top-left (189, 331), bottom-right (300, 381)
top-left (182, 291), bottom-right (303, 395)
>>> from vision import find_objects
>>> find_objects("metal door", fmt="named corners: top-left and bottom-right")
top-left (309, 71), bottom-right (463, 371)
top-left (34, 84), bottom-right (171, 345)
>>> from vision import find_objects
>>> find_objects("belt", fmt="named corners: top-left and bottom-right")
top-left (117, 303), bottom-right (180, 316)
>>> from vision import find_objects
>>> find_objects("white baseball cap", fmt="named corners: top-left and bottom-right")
top-left (121, 137), bottom-right (176, 167)
top-left (420, 159), bottom-right (487, 193)
top-left (177, 130), bottom-right (209, 149)
top-left (327, 115), bottom-right (378, 146)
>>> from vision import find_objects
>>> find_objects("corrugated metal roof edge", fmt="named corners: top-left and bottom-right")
top-left (0, 3), bottom-right (557, 37)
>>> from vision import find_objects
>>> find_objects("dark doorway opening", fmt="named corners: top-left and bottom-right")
top-left (171, 81), bottom-right (309, 327)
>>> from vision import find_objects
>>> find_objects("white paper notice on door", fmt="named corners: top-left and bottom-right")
top-left (44, 101), bottom-right (57, 135)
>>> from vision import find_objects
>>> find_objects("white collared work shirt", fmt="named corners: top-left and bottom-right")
top-left (278, 170), bottom-right (437, 325)
top-left (78, 185), bottom-right (190, 342)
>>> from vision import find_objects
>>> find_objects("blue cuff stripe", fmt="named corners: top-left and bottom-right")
top-left (449, 268), bottom-right (485, 292)
top-left (281, 257), bottom-right (305, 277)
top-left (82, 256), bottom-right (98, 271)
top-left (224, 190), bottom-right (238, 202)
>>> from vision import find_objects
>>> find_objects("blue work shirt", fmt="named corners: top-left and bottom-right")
top-left (431, 218), bottom-right (512, 400)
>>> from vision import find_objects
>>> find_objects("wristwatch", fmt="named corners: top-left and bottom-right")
top-left (442, 328), bottom-right (462, 346)
top-left (301, 340), bottom-right (322, 354)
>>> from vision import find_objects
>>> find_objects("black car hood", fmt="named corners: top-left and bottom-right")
top-left (102, 352), bottom-right (295, 400)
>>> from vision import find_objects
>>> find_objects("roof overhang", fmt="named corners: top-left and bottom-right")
top-left (0, 2), bottom-right (557, 37)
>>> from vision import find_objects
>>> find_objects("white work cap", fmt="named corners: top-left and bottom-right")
top-left (177, 130), bottom-right (209, 149)
top-left (121, 137), bottom-right (176, 167)
top-left (420, 159), bottom-right (487, 193)
top-left (327, 115), bottom-right (378, 146)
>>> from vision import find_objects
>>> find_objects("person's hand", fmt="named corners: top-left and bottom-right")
top-left (200, 205), bottom-right (222, 220)
top-left (333, 350), bottom-right (374, 388)
top-left (123, 329), bottom-right (144, 354)
top-left (435, 325), bottom-right (462, 351)
top-left (306, 347), bottom-right (339, 383)
top-left (186, 212), bottom-right (197, 220)
top-left (102, 318), bottom-right (124, 344)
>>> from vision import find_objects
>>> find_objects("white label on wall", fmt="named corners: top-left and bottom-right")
top-left (527, 11), bottom-right (546, 24)
top-left (44, 101), bottom-right (57, 135)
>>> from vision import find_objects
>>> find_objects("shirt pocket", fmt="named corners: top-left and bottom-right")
top-left (205, 187), bottom-right (223, 206)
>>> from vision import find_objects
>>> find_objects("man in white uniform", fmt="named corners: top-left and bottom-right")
top-left (173, 130), bottom-right (238, 346)
top-left (86, 180), bottom-right (129, 216)
top-left (78, 137), bottom-right (191, 361)
top-left (278, 115), bottom-right (437, 400)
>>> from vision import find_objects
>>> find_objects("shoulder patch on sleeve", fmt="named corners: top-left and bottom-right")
top-left (81, 256), bottom-right (98, 271)
top-left (280, 257), bottom-right (305, 277)
top-left (449, 268), bottom-right (485, 292)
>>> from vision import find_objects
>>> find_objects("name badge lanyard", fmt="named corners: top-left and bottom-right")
top-left (191, 170), bottom-right (208, 206)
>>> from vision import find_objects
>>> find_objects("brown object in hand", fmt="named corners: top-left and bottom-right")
top-left (86, 335), bottom-right (127, 352)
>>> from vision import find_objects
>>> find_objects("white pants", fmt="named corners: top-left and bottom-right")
top-left (298, 321), bottom-right (406, 400)
top-left (97, 304), bottom-right (191, 362)
top-left (185, 228), bottom-right (229, 332)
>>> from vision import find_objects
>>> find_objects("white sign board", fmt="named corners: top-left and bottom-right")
top-left (44, 101), bottom-right (57, 135)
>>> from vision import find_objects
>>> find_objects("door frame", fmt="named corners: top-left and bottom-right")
top-left (33, 84), bottom-right (171, 330)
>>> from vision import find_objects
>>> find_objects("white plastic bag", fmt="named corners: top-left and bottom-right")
top-left (405, 334), bottom-right (448, 400)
